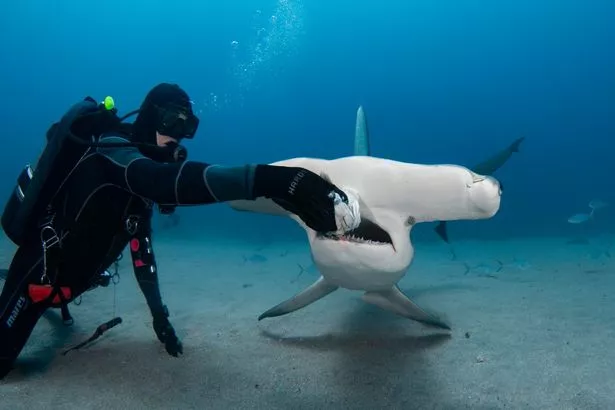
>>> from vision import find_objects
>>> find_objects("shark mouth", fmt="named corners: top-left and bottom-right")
top-left (319, 218), bottom-right (394, 249)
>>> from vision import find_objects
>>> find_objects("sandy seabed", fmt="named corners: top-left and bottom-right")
top-left (0, 232), bottom-right (614, 409)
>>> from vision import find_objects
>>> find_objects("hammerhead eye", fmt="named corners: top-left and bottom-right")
top-left (471, 173), bottom-right (485, 183)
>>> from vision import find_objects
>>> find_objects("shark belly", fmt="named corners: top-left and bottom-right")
top-left (310, 240), bottom-right (411, 291)
top-left (317, 262), bottom-right (407, 291)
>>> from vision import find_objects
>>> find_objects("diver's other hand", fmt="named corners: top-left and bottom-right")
top-left (152, 306), bottom-right (183, 357)
top-left (253, 164), bottom-right (348, 232)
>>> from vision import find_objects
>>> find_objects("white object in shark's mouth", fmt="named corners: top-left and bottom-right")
top-left (319, 217), bottom-right (394, 249)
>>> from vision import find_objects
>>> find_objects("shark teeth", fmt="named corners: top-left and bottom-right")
top-left (322, 232), bottom-right (391, 246)
top-left (320, 217), bottom-right (394, 249)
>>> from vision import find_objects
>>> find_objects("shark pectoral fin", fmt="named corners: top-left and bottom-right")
top-left (362, 286), bottom-right (451, 330)
top-left (258, 276), bottom-right (339, 320)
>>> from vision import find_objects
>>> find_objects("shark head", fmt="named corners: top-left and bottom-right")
top-left (288, 157), bottom-right (501, 290)
top-left (465, 172), bottom-right (502, 219)
top-left (229, 156), bottom-right (501, 291)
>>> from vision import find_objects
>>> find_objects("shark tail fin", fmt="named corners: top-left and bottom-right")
top-left (510, 136), bottom-right (525, 153)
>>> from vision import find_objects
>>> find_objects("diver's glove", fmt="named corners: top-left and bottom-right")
top-left (253, 164), bottom-right (350, 233)
top-left (152, 305), bottom-right (183, 357)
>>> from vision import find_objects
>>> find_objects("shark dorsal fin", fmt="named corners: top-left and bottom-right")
top-left (354, 105), bottom-right (371, 156)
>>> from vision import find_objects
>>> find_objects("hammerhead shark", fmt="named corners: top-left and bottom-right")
top-left (229, 123), bottom-right (502, 329)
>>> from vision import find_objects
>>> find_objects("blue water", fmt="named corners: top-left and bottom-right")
top-left (1, 1), bottom-right (615, 407)
top-left (1, 0), bottom-right (613, 242)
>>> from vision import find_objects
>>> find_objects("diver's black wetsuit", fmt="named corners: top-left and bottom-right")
top-left (0, 133), bottom-right (260, 376)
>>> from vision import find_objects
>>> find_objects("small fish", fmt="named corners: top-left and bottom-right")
top-left (463, 260), bottom-right (503, 275)
top-left (567, 213), bottom-right (591, 224)
top-left (291, 263), bottom-right (318, 283)
top-left (243, 254), bottom-right (268, 263)
top-left (502, 257), bottom-right (532, 271)
top-left (567, 199), bottom-right (608, 224)
top-left (589, 248), bottom-right (611, 260)
top-left (589, 199), bottom-right (608, 210)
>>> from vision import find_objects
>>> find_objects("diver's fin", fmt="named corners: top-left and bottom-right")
top-left (0, 269), bottom-right (8, 280)
top-left (434, 221), bottom-right (450, 243)
top-left (362, 286), bottom-right (451, 330)
top-left (509, 136), bottom-right (525, 153)
top-left (354, 105), bottom-right (370, 156)
top-left (258, 276), bottom-right (339, 320)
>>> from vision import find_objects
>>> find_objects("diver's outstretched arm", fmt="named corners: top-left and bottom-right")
top-left (96, 134), bottom-right (348, 233)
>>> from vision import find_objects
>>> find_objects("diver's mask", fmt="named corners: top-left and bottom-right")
top-left (146, 103), bottom-right (198, 163)
top-left (154, 103), bottom-right (199, 140)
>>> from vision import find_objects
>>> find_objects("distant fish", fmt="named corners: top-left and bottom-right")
top-left (243, 254), bottom-right (268, 263)
top-left (589, 199), bottom-right (608, 210)
top-left (567, 213), bottom-right (591, 224)
top-left (291, 262), bottom-right (318, 283)
top-left (463, 260), bottom-right (504, 275)
top-left (567, 199), bottom-right (608, 224)
top-left (503, 257), bottom-right (532, 271)
top-left (589, 248), bottom-right (611, 260)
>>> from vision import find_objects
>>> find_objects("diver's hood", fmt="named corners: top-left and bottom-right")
top-left (131, 83), bottom-right (193, 163)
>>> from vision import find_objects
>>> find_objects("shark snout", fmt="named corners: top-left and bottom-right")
top-left (484, 175), bottom-right (502, 196)
top-left (467, 174), bottom-right (501, 218)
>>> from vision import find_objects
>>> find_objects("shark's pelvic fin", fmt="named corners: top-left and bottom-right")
top-left (258, 276), bottom-right (339, 320)
top-left (434, 221), bottom-right (450, 243)
top-left (362, 286), bottom-right (451, 330)
top-left (354, 105), bottom-right (370, 156)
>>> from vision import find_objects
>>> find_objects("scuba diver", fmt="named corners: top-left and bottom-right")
top-left (0, 83), bottom-right (351, 379)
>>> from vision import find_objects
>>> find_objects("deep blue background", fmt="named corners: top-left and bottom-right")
top-left (1, 0), bottom-right (613, 243)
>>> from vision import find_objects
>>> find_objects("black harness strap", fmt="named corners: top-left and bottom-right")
top-left (36, 213), bottom-right (75, 326)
